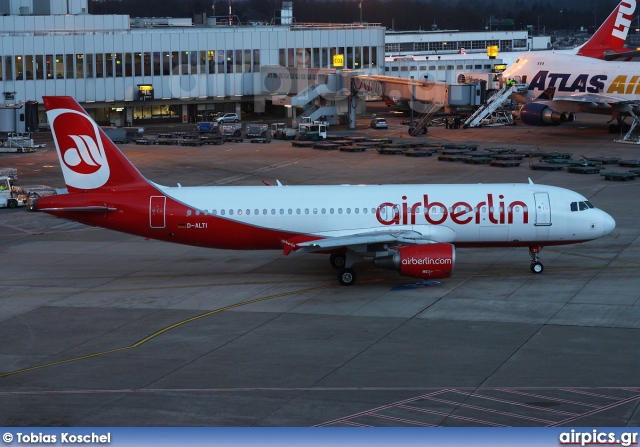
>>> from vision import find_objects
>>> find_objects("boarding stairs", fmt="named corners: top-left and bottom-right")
top-left (408, 102), bottom-right (444, 136)
top-left (614, 105), bottom-right (640, 145)
top-left (463, 84), bottom-right (513, 128)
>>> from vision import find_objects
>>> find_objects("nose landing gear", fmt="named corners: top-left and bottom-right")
top-left (529, 246), bottom-right (544, 273)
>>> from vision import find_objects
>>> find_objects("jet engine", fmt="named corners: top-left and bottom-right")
top-left (373, 243), bottom-right (455, 279)
top-left (520, 102), bottom-right (575, 126)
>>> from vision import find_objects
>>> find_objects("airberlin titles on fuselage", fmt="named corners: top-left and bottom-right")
top-left (375, 194), bottom-right (528, 226)
top-left (528, 70), bottom-right (640, 95)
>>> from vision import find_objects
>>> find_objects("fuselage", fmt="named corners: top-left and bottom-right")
top-left (502, 52), bottom-right (640, 106)
top-left (39, 182), bottom-right (615, 251)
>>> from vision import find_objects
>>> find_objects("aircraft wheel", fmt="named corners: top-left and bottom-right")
top-left (329, 253), bottom-right (346, 269)
top-left (337, 268), bottom-right (356, 286)
top-left (530, 262), bottom-right (544, 274)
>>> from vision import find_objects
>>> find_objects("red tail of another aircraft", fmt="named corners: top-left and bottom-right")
top-left (578, 0), bottom-right (636, 59)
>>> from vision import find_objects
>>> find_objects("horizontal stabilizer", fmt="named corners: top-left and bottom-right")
top-left (603, 49), bottom-right (640, 61)
top-left (36, 205), bottom-right (117, 212)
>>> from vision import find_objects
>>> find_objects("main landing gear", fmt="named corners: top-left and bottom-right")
top-left (529, 246), bottom-right (543, 274)
top-left (330, 253), bottom-right (359, 286)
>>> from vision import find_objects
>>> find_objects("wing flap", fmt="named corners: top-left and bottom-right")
top-left (283, 230), bottom-right (438, 254)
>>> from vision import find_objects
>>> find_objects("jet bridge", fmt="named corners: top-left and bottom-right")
top-left (349, 74), bottom-right (487, 131)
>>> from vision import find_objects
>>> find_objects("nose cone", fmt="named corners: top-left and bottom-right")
top-left (602, 211), bottom-right (616, 236)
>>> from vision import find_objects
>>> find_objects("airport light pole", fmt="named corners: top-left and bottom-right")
top-left (359, 0), bottom-right (363, 23)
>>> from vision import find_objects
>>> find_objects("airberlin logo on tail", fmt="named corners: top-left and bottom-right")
top-left (612, 1), bottom-right (636, 41)
top-left (47, 108), bottom-right (110, 190)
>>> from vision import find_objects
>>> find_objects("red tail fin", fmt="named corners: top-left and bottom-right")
top-left (578, 1), bottom-right (636, 59)
top-left (43, 96), bottom-right (147, 193)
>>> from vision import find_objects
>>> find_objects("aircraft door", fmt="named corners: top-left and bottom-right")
top-left (534, 193), bottom-right (551, 226)
top-left (149, 196), bottom-right (166, 229)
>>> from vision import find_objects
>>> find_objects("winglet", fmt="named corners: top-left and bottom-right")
top-left (281, 235), bottom-right (324, 255)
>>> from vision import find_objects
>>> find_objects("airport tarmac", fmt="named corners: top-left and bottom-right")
top-left (1, 111), bottom-right (639, 427)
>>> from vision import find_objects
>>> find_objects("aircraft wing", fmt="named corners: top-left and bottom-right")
top-left (540, 93), bottom-right (636, 114)
top-left (282, 228), bottom-right (455, 255)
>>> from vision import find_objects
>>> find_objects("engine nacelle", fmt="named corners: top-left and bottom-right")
top-left (373, 243), bottom-right (455, 280)
top-left (520, 102), bottom-right (575, 126)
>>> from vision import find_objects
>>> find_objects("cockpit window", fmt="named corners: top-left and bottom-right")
top-left (571, 201), bottom-right (594, 212)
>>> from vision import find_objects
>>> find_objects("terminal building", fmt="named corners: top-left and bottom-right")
top-left (0, 0), bottom-right (385, 130)
top-left (383, 29), bottom-right (552, 84)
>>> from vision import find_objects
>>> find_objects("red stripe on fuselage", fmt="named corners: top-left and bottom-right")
top-left (36, 190), bottom-right (300, 250)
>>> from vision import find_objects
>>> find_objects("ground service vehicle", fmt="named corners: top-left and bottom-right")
top-left (102, 127), bottom-right (143, 144)
top-left (246, 123), bottom-right (270, 139)
top-left (198, 121), bottom-right (219, 133)
top-left (299, 116), bottom-right (329, 127)
top-left (0, 133), bottom-right (41, 153)
top-left (271, 123), bottom-right (297, 140)
top-left (156, 133), bottom-right (181, 145)
top-left (297, 123), bottom-right (327, 141)
top-left (220, 124), bottom-right (243, 142)
top-left (0, 175), bottom-right (27, 209)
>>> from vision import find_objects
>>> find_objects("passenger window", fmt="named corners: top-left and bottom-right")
top-left (338, 208), bottom-right (342, 214)
top-left (187, 210), bottom-right (192, 216)
top-left (305, 209), bottom-right (309, 214)
top-left (229, 209), bottom-right (234, 215)
top-left (237, 210), bottom-right (242, 215)
top-left (330, 208), bottom-right (334, 214)
top-left (346, 208), bottom-right (351, 214)
top-left (196, 210), bottom-right (200, 216)
top-left (322, 208), bottom-right (326, 214)
top-left (296, 209), bottom-right (301, 214)
top-left (220, 209), bottom-right (225, 216)
top-left (212, 210), bottom-right (217, 215)
top-left (271, 209), bottom-right (276, 215)
top-left (288, 209), bottom-right (292, 215)
top-left (280, 209), bottom-right (284, 215)
top-left (354, 208), bottom-right (359, 214)
top-left (363, 208), bottom-right (367, 214)
top-left (246, 209), bottom-right (250, 215)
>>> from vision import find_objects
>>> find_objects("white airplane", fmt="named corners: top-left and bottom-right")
top-left (34, 96), bottom-right (616, 285)
top-left (501, 0), bottom-right (640, 128)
